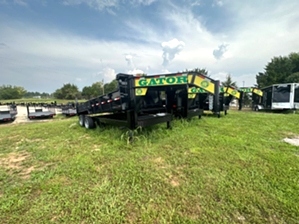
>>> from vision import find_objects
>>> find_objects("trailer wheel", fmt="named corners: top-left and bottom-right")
top-left (79, 115), bottom-right (85, 127)
top-left (84, 116), bottom-right (96, 129)
top-left (254, 106), bottom-right (259, 112)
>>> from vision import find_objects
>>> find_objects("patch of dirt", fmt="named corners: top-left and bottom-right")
top-left (0, 151), bottom-right (35, 179)
top-left (169, 176), bottom-right (180, 187)
top-left (152, 157), bottom-right (183, 187)
top-left (283, 137), bottom-right (299, 146)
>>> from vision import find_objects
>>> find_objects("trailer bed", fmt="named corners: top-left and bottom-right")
top-left (0, 105), bottom-right (17, 122)
top-left (27, 105), bottom-right (56, 119)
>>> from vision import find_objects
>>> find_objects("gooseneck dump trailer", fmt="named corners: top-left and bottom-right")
top-left (0, 104), bottom-right (18, 122)
top-left (187, 85), bottom-right (240, 116)
top-left (238, 87), bottom-right (263, 110)
top-left (76, 72), bottom-right (220, 130)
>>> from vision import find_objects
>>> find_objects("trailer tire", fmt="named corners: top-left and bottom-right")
top-left (254, 106), bottom-right (259, 112)
top-left (79, 115), bottom-right (85, 127)
top-left (84, 116), bottom-right (96, 129)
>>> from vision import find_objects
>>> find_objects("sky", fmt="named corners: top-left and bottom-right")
top-left (0, 0), bottom-right (299, 93)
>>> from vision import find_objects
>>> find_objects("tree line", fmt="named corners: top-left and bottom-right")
top-left (0, 79), bottom-right (118, 100)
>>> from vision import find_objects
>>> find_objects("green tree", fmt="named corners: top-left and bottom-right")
top-left (256, 52), bottom-right (299, 87)
top-left (221, 74), bottom-right (237, 88)
top-left (286, 72), bottom-right (299, 83)
top-left (103, 80), bottom-right (118, 93)
top-left (82, 81), bottom-right (104, 99)
top-left (53, 83), bottom-right (80, 100)
top-left (185, 68), bottom-right (209, 76)
top-left (0, 85), bottom-right (26, 100)
top-left (82, 86), bottom-right (93, 99)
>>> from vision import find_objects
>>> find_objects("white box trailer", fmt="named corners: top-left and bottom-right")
top-left (253, 83), bottom-right (299, 111)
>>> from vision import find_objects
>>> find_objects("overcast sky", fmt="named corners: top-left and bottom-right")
top-left (0, 0), bottom-right (299, 93)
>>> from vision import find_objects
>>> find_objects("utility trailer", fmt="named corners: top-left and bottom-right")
top-left (26, 103), bottom-right (56, 120)
top-left (187, 85), bottom-right (239, 117)
top-left (76, 72), bottom-right (220, 130)
top-left (61, 103), bottom-right (77, 117)
top-left (250, 83), bottom-right (299, 111)
top-left (221, 86), bottom-right (241, 114)
top-left (0, 104), bottom-right (18, 122)
top-left (238, 87), bottom-right (264, 111)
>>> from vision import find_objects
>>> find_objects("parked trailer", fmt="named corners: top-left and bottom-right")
top-left (26, 103), bottom-right (56, 120)
top-left (61, 103), bottom-right (77, 117)
top-left (250, 83), bottom-right (299, 111)
top-left (76, 72), bottom-right (220, 130)
top-left (187, 85), bottom-right (240, 116)
top-left (0, 104), bottom-right (18, 122)
top-left (238, 87), bottom-right (264, 110)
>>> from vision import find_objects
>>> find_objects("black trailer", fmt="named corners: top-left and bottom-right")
top-left (61, 103), bottom-right (77, 117)
top-left (221, 86), bottom-right (242, 113)
top-left (238, 87), bottom-right (264, 111)
top-left (76, 72), bottom-right (220, 130)
top-left (26, 103), bottom-right (56, 120)
top-left (0, 104), bottom-right (18, 122)
top-left (187, 85), bottom-right (238, 117)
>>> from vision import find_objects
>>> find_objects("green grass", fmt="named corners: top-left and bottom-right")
top-left (0, 111), bottom-right (299, 223)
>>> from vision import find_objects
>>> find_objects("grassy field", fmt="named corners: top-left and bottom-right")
top-left (0, 111), bottom-right (299, 223)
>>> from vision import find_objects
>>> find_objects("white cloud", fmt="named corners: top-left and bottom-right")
top-left (102, 67), bottom-right (116, 82)
top-left (127, 69), bottom-right (144, 75)
top-left (62, 0), bottom-right (157, 11)
top-left (1, 0), bottom-right (299, 92)
top-left (191, 0), bottom-right (201, 7)
top-left (13, 0), bottom-right (27, 6)
top-left (62, 0), bottom-right (118, 11)
top-left (161, 38), bottom-right (185, 67)
top-left (213, 0), bottom-right (223, 7)
top-left (130, 0), bottom-right (157, 5)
